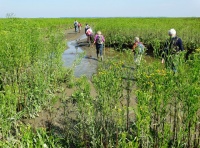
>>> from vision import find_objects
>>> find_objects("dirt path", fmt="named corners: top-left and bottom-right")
top-left (22, 28), bottom-right (137, 134)
top-left (65, 28), bottom-right (85, 41)
top-left (21, 28), bottom-right (97, 132)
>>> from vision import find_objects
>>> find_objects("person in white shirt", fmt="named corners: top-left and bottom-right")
top-left (85, 26), bottom-right (93, 45)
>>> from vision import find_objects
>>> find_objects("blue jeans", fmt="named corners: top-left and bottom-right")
top-left (96, 44), bottom-right (103, 57)
top-left (75, 26), bottom-right (78, 32)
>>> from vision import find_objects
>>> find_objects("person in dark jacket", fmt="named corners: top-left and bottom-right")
top-left (74, 20), bottom-right (78, 32)
top-left (85, 24), bottom-right (89, 34)
top-left (161, 28), bottom-right (184, 72)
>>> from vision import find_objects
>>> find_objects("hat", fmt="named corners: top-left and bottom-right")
top-left (134, 37), bottom-right (140, 42)
top-left (97, 31), bottom-right (101, 35)
top-left (168, 28), bottom-right (176, 35)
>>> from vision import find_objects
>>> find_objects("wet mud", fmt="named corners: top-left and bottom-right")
top-left (21, 28), bottom-right (152, 135)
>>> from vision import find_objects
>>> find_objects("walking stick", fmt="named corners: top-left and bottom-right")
top-left (103, 42), bottom-right (105, 56)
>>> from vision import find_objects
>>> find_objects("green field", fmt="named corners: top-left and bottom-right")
top-left (0, 17), bottom-right (200, 147)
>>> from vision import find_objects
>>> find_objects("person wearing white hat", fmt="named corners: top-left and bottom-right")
top-left (132, 37), bottom-right (145, 66)
top-left (161, 28), bottom-right (184, 72)
top-left (168, 28), bottom-right (176, 37)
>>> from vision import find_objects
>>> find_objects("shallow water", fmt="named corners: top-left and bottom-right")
top-left (62, 35), bottom-right (155, 78)
top-left (62, 34), bottom-right (99, 78)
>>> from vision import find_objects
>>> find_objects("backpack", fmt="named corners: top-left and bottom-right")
top-left (164, 37), bottom-right (180, 54)
top-left (136, 42), bottom-right (145, 54)
top-left (86, 29), bottom-right (92, 36)
top-left (170, 37), bottom-right (180, 53)
top-left (74, 21), bottom-right (78, 27)
top-left (96, 35), bottom-right (103, 44)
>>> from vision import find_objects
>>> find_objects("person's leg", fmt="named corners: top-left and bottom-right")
top-left (99, 44), bottom-right (103, 61)
top-left (165, 56), bottom-right (172, 69)
top-left (88, 35), bottom-right (91, 46)
top-left (137, 54), bottom-right (142, 65)
top-left (134, 53), bottom-right (138, 64)
top-left (79, 27), bottom-right (81, 33)
top-left (99, 44), bottom-right (103, 56)
top-left (90, 34), bottom-right (93, 42)
top-left (172, 54), bottom-right (179, 73)
top-left (96, 49), bottom-right (100, 58)
top-left (96, 44), bottom-right (100, 58)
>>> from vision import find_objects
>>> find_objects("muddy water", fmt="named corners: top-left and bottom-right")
top-left (62, 34), bottom-right (155, 79)
top-left (62, 34), bottom-right (95, 78)
top-left (23, 35), bottom-right (155, 132)
top-left (62, 35), bottom-right (117, 78)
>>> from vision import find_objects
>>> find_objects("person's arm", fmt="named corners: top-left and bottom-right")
top-left (132, 43), bottom-right (137, 52)
top-left (102, 36), bottom-right (105, 43)
top-left (177, 38), bottom-right (184, 51)
top-left (93, 35), bottom-right (97, 44)
top-left (161, 58), bottom-right (165, 63)
top-left (86, 29), bottom-right (89, 35)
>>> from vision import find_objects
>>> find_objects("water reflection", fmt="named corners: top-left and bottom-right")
top-left (62, 35), bottom-right (155, 79)
top-left (62, 35), bottom-right (98, 78)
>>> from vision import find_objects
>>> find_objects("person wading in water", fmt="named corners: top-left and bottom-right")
top-left (93, 31), bottom-right (105, 61)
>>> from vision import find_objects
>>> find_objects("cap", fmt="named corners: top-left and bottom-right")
top-left (168, 28), bottom-right (176, 35)
top-left (97, 31), bottom-right (101, 35)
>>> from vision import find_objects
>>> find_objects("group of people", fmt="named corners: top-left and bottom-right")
top-left (132, 28), bottom-right (184, 71)
top-left (73, 21), bottom-right (184, 66)
top-left (85, 25), bottom-right (105, 61)
top-left (74, 20), bottom-right (82, 33)
top-left (74, 21), bottom-right (105, 61)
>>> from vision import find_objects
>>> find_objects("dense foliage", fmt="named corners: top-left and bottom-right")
top-left (0, 17), bottom-right (199, 147)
